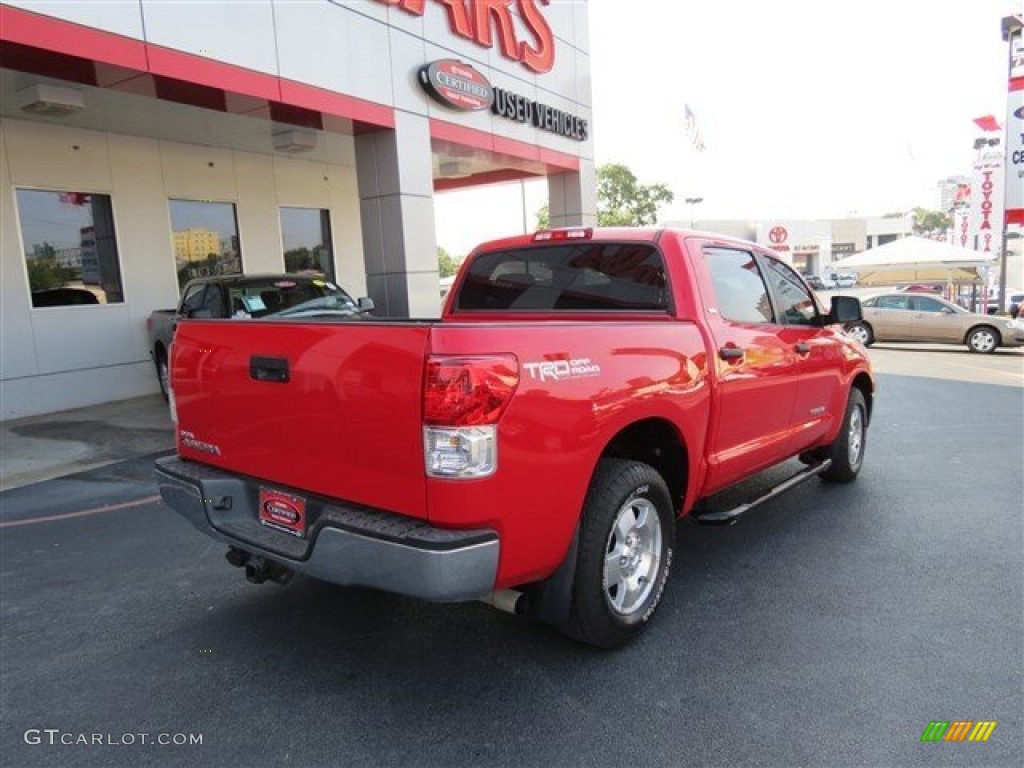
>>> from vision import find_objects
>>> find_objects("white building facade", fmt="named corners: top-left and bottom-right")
top-left (0, 0), bottom-right (595, 419)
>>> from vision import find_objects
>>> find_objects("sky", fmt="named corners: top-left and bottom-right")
top-left (434, 0), bottom-right (1021, 258)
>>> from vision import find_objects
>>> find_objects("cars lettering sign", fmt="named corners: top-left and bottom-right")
top-left (419, 60), bottom-right (494, 111)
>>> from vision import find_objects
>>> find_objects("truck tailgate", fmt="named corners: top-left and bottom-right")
top-left (170, 319), bottom-right (432, 519)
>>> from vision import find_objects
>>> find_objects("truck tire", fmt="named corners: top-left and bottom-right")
top-left (155, 347), bottom-right (169, 402)
top-left (561, 459), bottom-right (674, 649)
top-left (820, 389), bottom-right (867, 484)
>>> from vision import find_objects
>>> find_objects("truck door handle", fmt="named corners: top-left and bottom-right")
top-left (794, 342), bottom-right (810, 355)
top-left (718, 346), bottom-right (744, 361)
top-left (250, 356), bottom-right (290, 383)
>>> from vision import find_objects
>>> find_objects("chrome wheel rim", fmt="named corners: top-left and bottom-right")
top-left (603, 497), bottom-right (662, 616)
top-left (848, 406), bottom-right (864, 469)
top-left (970, 330), bottom-right (996, 352)
top-left (158, 359), bottom-right (169, 394)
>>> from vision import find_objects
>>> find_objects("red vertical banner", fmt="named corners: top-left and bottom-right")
top-left (969, 150), bottom-right (1005, 251)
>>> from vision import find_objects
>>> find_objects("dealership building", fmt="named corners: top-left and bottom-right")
top-left (0, 0), bottom-right (595, 419)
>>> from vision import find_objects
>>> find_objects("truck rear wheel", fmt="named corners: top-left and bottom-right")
top-left (561, 459), bottom-right (674, 649)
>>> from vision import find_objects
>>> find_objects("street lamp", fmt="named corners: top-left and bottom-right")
top-left (685, 197), bottom-right (704, 228)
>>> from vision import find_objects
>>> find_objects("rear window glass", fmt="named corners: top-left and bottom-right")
top-left (456, 243), bottom-right (669, 312)
top-left (227, 280), bottom-right (351, 318)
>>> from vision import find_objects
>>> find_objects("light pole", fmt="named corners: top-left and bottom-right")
top-left (685, 197), bottom-right (704, 228)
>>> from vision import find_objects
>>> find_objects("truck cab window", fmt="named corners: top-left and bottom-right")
top-left (704, 248), bottom-right (775, 324)
top-left (762, 257), bottom-right (818, 326)
top-left (458, 243), bottom-right (668, 312)
top-left (181, 284), bottom-right (207, 314)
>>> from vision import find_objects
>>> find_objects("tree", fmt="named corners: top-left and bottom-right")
top-left (596, 163), bottom-right (674, 226)
top-left (882, 208), bottom-right (951, 236)
top-left (534, 162), bottom-right (674, 229)
top-left (438, 246), bottom-right (461, 278)
top-left (26, 258), bottom-right (79, 291)
top-left (911, 208), bottom-right (951, 235)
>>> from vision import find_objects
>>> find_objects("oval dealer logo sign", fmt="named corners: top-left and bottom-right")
top-left (419, 59), bottom-right (494, 112)
top-left (263, 499), bottom-right (300, 526)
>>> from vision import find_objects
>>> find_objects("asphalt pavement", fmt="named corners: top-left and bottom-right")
top-left (1, 365), bottom-right (1021, 767)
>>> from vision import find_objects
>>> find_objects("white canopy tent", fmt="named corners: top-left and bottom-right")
top-left (831, 236), bottom-right (997, 271)
top-left (830, 236), bottom-right (997, 286)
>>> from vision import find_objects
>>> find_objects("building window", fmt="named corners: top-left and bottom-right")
top-left (280, 207), bottom-right (334, 281)
top-left (169, 200), bottom-right (242, 292)
top-left (16, 188), bottom-right (124, 308)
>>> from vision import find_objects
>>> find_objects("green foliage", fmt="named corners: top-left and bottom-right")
top-left (26, 258), bottom-right (80, 291)
top-left (535, 204), bottom-right (550, 230)
top-left (438, 246), bottom-right (461, 278)
top-left (533, 163), bottom-right (674, 230)
top-left (285, 247), bottom-right (317, 272)
top-left (912, 208), bottom-right (951, 235)
top-left (596, 163), bottom-right (674, 226)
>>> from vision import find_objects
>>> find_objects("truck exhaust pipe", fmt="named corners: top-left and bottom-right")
top-left (481, 589), bottom-right (528, 616)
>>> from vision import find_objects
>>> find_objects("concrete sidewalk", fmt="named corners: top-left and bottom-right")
top-left (0, 394), bottom-right (174, 491)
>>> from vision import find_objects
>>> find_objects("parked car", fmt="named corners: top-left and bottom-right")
top-left (829, 272), bottom-right (858, 289)
top-left (1007, 290), bottom-right (1024, 318)
top-left (30, 287), bottom-right (100, 307)
top-left (897, 283), bottom-right (943, 294)
top-left (147, 274), bottom-right (373, 399)
top-left (156, 227), bottom-right (873, 648)
top-left (847, 292), bottom-right (1024, 353)
top-left (804, 275), bottom-right (826, 290)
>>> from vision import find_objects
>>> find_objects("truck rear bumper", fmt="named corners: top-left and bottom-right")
top-left (155, 456), bottom-right (498, 602)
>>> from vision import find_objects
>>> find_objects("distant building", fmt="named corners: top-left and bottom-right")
top-left (173, 228), bottom-right (222, 265)
top-left (664, 215), bottom-right (909, 275)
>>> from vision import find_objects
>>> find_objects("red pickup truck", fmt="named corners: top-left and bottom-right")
top-left (157, 227), bottom-right (873, 648)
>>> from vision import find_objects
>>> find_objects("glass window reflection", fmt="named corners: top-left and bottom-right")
top-left (17, 189), bottom-right (125, 308)
top-left (169, 200), bottom-right (242, 292)
top-left (280, 207), bottom-right (334, 281)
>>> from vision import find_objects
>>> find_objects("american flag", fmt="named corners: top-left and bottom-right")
top-left (684, 103), bottom-right (705, 152)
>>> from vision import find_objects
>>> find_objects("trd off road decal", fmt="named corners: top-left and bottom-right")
top-left (522, 358), bottom-right (601, 382)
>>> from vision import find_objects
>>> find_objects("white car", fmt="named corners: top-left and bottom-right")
top-left (832, 272), bottom-right (857, 289)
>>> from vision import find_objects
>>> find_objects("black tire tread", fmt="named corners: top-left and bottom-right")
top-left (561, 459), bottom-right (674, 650)
top-left (820, 389), bottom-right (867, 483)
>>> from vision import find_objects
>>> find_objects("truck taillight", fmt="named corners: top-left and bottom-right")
top-left (423, 355), bottom-right (518, 479)
top-left (423, 355), bottom-right (518, 426)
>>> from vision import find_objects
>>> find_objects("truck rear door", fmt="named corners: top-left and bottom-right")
top-left (170, 319), bottom-right (432, 519)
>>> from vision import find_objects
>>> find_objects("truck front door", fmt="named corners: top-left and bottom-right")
top-left (698, 246), bottom-right (800, 491)
top-left (758, 255), bottom-right (846, 451)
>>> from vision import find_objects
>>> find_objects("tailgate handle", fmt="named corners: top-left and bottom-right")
top-left (250, 356), bottom-right (290, 383)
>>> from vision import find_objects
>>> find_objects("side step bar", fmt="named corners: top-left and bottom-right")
top-left (694, 459), bottom-right (832, 526)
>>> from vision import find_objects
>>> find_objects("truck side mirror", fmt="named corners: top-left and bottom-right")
top-left (826, 295), bottom-right (862, 325)
top-left (357, 297), bottom-right (375, 313)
